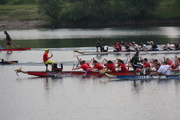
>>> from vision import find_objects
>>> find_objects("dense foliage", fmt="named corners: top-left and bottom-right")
top-left (0, 0), bottom-right (179, 27)
top-left (0, 0), bottom-right (37, 4)
top-left (36, 0), bottom-right (162, 26)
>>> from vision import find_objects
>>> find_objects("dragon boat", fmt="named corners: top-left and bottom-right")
top-left (15, 67), bottom-right (180, 80)
top-left (73, 49), bottom-right (180, 55)
top-left (0, 47), bottom-right (31, 51)
top-left (15, 67), bottom-right (134, 77)
top-left (0, 60), bottom-right (18, 65)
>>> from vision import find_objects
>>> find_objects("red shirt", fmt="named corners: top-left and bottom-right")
top-left (43, 52), bottom-right (48, 62)
top-left (144, 62), bottom-right (150, 68)
top-left (118, 64), bottom-right (128, 72)
top-left (80, 64), bottom-right (92, 71)
top-left (94, 63), bottom-right (103, 70)
top-left (85, 62), bottom-right (90, 66)
top-left (169, 60), bottom-right (175, 69)
top-left (115, 45), bottom-right (121, 51)
top-left (105, 63), bottom-right (116, 72)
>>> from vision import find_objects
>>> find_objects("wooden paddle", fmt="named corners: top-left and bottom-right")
top-left (100, 69), bottom-right (115, 78)
top-left (12, 42), bottom-right (26, 49)
top-left (71, 63), bottom-right (76, 75)
top-left (0, 59), bottom-right (16, 64)
top-left (73, 49), bottom-right (84, 54)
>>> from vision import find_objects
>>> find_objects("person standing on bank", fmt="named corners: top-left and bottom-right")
top-left (4, 31), bottom-right (14, 49)
top-left (96, 37), bottom-right (104, 52)
top-left (43, 49), bottom-right (54, 71)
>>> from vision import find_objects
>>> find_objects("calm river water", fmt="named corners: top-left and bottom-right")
top-left (0, 27), bottom-right (180, 120)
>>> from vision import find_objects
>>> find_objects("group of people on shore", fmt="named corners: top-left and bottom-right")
top-left (96, 38), bottom-right (180, 52)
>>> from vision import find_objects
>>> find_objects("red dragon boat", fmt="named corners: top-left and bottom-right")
top-left (0, 47), bottom-right (31, 51)
top-left (15, 67), bottom-right (180, 80)
top-left (15, 67), bottom-right (134, 77)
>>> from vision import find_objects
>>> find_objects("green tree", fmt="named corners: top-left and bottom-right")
top-left (0, 0), bottom-right (8, 5)
top-left (65, 0), bottom-right (112, 24)
top-left (37, 0), bottom-right (68, 26)
top-left (120, 0), bottom-right (161, 20)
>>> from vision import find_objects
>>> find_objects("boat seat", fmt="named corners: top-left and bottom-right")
top-left (53, 63), bottom-right (63, 71)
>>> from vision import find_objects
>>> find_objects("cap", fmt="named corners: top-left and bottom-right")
top-left (116, 42), bottom-right (120, 44)
top-left (45, 49), bottom-right (49, 52)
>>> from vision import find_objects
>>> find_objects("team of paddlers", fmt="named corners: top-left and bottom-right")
top-left (43, 47), bottom-right (180, 76)
top-left (96, 37), bottom-right (180, 52)
top-left (2, 32), bottom-right (180, 76)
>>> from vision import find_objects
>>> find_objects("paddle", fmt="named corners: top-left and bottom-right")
top-left (71, 62), bottom-right (76, 75)
top-left (101, 59), bottom-right (105, 65)
top-left (73, 49), bottom-right (84, 54)
top-left (83, 70), bottom-right (88, 76)
top-left (0, 59), bottom-right (16, 64)
top-left (100, 69), bottom-right (115, 78)
top-left (12, 41), bottom-right (26, 49)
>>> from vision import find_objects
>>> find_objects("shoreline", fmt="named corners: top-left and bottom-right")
top-left (0, 19), bottom-right (180, 30)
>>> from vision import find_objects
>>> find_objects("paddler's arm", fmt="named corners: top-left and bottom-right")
top-left (47, 54), bottom-right (53, 59)
top-left (149, 71), bottom-right (159, 75)
top-left (72, 66), bottom-right (80, 70)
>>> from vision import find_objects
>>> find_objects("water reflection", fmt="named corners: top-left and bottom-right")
top-left (0, 27), bottom-right (180, 48)
top-left (0, 27), bottom-right (180, 40)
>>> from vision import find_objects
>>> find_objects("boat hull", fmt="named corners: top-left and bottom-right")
top-left (25, 71), bottom-right (135, 77)
top-left (74, 50), bottom-right (180, 55)
top-left (112, 75), bottom-right (180, 80)
top-left (0, 48), bottom-right (31, 51)
top-left (0, 61), bottom-right (18, 64)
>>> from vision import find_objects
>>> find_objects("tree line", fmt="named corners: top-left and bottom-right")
top-left (1, 0), bottom-right (180, 27)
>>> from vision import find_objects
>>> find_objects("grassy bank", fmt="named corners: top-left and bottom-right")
top-left (0, 4), bottom-right (46, 21)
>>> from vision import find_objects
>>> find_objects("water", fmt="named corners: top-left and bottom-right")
top-left (0, 26), bottom-right (180, 48)
top-left (1, 27), bottom-right (180, 120)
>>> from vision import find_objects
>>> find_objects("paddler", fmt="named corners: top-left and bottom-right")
top-left (73, 61), bottom-right (92, 72)
top-left (4, 31), bottom-right (14, 49)
top-left (90, 60), bottom-right (103, 72)
top-left (150, 62), bottom-right (172, 75)
top-left (104, 59), bottom-right (116, 72)
top-left (43, 49), bottom-right (54, 71)
top-left (113, 42), bottom-right (121, 52)
top-left (115, 59), bottom-right (128, 72)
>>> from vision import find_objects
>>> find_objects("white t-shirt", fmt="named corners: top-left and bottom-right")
top-left (142, 44), bottom-right (148, 51)
top-left (157, 65), bottom-right (171, 75)
top-left (133, 44), bottom-right (139, 50)
top-left (104, 46), bottom-right (108, 51)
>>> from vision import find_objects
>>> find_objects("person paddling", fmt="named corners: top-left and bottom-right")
top-left (90, 60), bottom-right (103, 72)
top-left (150, 62), bottom-right (172, 75)
top-left (73, 61), bottom-right (92, 72)
top-left (116, 59), bottom-right (128, 72)
top-left (43, 49), bottom-right (54, 71)
top-left (104, 59), bottom-right (116, 72)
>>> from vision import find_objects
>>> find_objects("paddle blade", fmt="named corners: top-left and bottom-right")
top-left (73, 49), bottom-right (84, 54)
top-left (100, 69), bottom-right (115, 78)
top-left (105, 73), bottom-right (115, 78)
